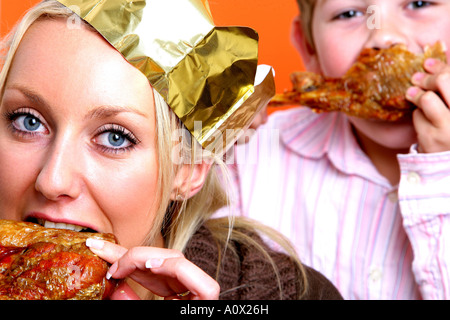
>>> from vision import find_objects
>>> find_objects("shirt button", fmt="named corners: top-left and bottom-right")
top-left (388, 191), bottom-right (398, 203)
top-left (407, 172), bottom-right (421, 185)
top-left (369, 267), bottom-right (383, 282)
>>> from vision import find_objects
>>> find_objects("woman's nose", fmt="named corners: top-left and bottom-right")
top-left (35, 136), bottom-right (82, 201)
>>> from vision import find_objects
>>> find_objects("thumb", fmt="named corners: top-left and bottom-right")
top-left (109, 281), bottom-right (141, 300)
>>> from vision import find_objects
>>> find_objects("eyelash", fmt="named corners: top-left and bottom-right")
top-left (333, 1), bottom-right (433, 20)
top-left (3, 109), bottom-right (140, 155)
top-left (3, 108), bottom-right (47, 138)
top-left (407, 1), bottom-right (433, 10)
top-left (93, 124), bottom-right (140, 155)
top-left (333, 9), bottom-right (364, 20)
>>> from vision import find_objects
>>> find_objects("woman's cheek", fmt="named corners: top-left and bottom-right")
top-left (90, 157), bottom-right (159, 247)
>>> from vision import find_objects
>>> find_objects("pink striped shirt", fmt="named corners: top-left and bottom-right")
top-left (218, 107), bottom-right (450, 300)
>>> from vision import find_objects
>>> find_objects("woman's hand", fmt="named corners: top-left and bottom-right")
top-left (86, 238), bottom-right (220, 300)
top-left (406, 58), bottom-right (450, 153)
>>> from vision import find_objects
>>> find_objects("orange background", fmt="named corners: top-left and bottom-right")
top-left (0, 0), bottom-right (305, 99)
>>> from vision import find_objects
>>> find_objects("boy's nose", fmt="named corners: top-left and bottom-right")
top-left (365, 19), bottom-right (408, 50)
top-left (35, 136), bottom-right (83, 202)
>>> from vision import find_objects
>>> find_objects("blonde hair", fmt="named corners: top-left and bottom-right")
top-left (296, 0), bottom-right (317, 52)
top-left (0, 0), bottom-right (308, 299)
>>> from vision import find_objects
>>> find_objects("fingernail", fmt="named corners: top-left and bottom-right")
top-left (86, 238), bottom-right (105, 250)
top-left (145, 258), bottom-right (164, 269)
top-left (425, 58), bottom-right (437, 68)
top-left (406, 87), bottom-right (419, 98)
top-left (106, 262), bottom-right (118, 280)
top-left (412, 72), bottom-right (425, 84)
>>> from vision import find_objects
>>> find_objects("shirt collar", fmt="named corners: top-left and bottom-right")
top-left (278, 108), bottom-right (391, 187)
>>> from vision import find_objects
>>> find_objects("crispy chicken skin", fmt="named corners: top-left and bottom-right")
top-left (270, 43), bottom-right (447, 121)
top-left (0, 219), bottom-right (117, 300)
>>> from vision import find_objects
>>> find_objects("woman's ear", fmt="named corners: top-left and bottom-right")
top-left (291, 16), bottom-right (321, 73)
top-left (170, 161), bottom-right (212, 201)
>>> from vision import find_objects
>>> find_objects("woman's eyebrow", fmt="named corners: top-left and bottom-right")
top-left (5, 84), bottom-right (51, 110)
top-left (84, 105), bottom-right (148, 120)
top-left (4, 84), bottom-right (147, 120)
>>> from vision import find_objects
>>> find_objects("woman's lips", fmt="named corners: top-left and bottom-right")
top-left (37, 219), bottom-right (91, 232)
top-left (25, 213), bottom-right (98, 233)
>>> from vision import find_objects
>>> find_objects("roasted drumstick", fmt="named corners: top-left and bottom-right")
top-left (270, 43), bottom-right (447, 121)
top-left (0, 219), bottom-right (117, 300)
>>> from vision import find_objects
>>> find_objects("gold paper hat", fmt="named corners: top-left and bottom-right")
top-left (56, 0), bottom-right (275, 155)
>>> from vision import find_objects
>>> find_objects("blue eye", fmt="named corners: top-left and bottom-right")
top-left (9, 112), bottom-right (47, 134)
top-left (109, 132), bottom-right (126, 147)
top-left (22, 115), bottom-right (41, 131)
top-left (103, 132), bottom-right (128, 148)
top-left (94, 124), bottom-right (139, 153)
top-left (95, 131), bottom-right (131, 149)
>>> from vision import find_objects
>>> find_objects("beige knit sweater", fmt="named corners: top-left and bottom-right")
top-left (184, 225), bottom-right (343, 300)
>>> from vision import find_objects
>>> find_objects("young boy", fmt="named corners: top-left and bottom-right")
top-left (220, 0), bottom-right (450, 299)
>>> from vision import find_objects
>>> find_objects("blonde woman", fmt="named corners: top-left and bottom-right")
top-left (0, 0), bottom-right (342, 300)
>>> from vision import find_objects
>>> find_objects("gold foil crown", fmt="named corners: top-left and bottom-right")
top-left (56, 0), bottom-right (275, 155)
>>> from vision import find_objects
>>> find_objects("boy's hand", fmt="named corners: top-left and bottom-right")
top-left (406, 58), bottom-right (450, 153)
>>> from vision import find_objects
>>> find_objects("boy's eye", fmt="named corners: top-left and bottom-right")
top-left (334, 9), bottom-right (364, 20)
top-left (407, 1), bottom-right (432, 9)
